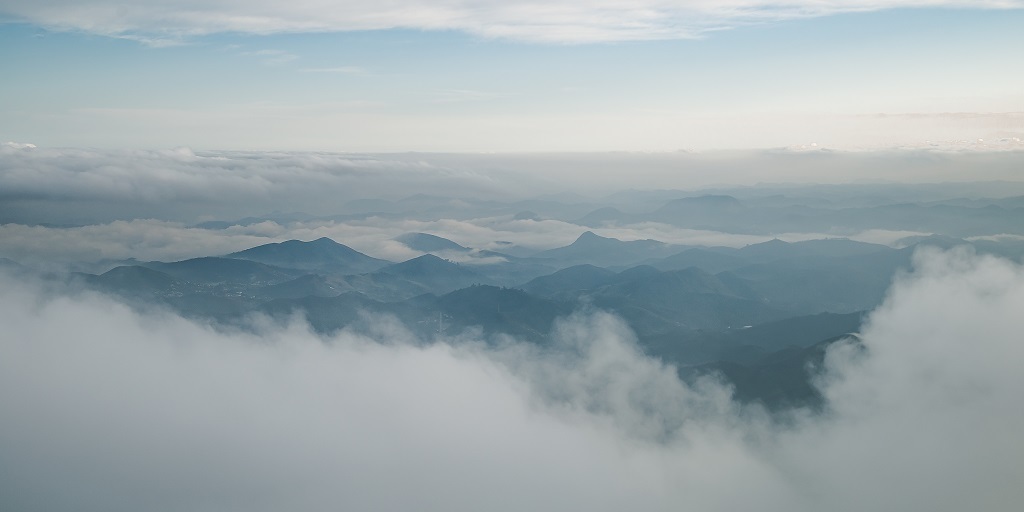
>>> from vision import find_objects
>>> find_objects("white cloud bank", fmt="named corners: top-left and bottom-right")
top-left (1, 247), bottom-right (1023, 511)
top-left (5, 146), bottom-right (1024, 226)
top-left (2, 1), bottom-right (1021, 43)
top-left (0, 146), bottom-right (531, 224)
top-left (0, 216), bottom-right (929, 269)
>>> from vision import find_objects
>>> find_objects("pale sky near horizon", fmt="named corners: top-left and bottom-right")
top-left (1, 1), bottom-right (1022, 152)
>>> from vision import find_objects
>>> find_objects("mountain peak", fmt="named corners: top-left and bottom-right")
top-left (409, 253), bottom-right (446, 264)
top-left (227, 237), bottom-right (388, 274)
top-left (394, 232), bottom-right (469, 252)
top-left (385, 254), bottom-right (464, 274)
top-left (378, 254), bottom-right (489, 294)
top-left (574, 231), bottom-right (611, 243)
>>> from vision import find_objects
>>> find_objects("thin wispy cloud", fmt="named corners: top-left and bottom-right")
top-left (5, 147), bottom-right (1024, 227)
top-left (242, 49), bottom-right (299, 65)
top-left (0, 215), bottom-right (931, 269)
top-left (299, 66), bottom-right (368, 75)
top-left (432, 89), bottom-right (507, 103)
top-left (111, 32), bottom-right (187, 47)
top-left (2, 1), bottom-right (1021, 44)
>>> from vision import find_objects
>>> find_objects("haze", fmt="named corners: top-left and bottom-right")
top-left (1, 2), bottom-right (1023, 512)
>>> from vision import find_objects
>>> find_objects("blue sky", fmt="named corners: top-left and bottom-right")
top-left (1, 2), bottom-right (1022, 151)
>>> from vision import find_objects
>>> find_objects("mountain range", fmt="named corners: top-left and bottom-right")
top-left (65, 227), bottom-right (1005, 410)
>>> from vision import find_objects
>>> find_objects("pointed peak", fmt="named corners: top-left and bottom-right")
top-left (410, 253), bottom-right (446, 262)
top-left (575, 231), bottom-right (609, 242)
top-left (391, 253), bottom-right (456, 269)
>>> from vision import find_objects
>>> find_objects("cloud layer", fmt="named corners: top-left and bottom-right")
top-left (1, 247), bottom-right (1023, 511)
top-left (0, 146), bottom-right (527, 225)
top-left (3, 1), bottom-right (1022, 43)
top-left (0, 215), bottom-right (929, 270)
top-left (5, 146), bottom-right (1024, 226)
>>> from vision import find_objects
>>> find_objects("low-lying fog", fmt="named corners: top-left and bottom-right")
top-left (2, 247), bottom-right (1022, 511)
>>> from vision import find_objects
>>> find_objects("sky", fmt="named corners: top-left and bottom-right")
top-left (1, 1), bottom-right (1023, 151)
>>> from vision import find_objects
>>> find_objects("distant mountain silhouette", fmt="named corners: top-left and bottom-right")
top-left (574, 206), bottom-right (632, 227)
top-left (532, 231), bottom-right (681, 267)
top-left (603, 266), bottom-right (754, 300)
top-left (736, 239), bottom-right (797, 260)
top-left (394, 232), bottom-right (470, 253)
top-left (789, 238), bottom-right (890, 258)
top-left (377, 254), bottom-right (490, 295)
top-left (100, 265), bottom-right (178, 287)
top-left (72, 219), bottom-right (997, 413)
top-left (651, 247), bottom-right (750, 273)
top-left (227, 237), bottom-right (390, 274)
top-left (736, 238), bottom-right (890, 263)
top-left (895, 234), bottom-right (971, 250)
top-left (650, 195), bottom-right (746, 226)
top-left (454, 250), bottom-right (557, 287)
top-left (82, 265), bottom-right (184, 298)
top-left (656, 195), bottom-right (745, 214)
top-left (584, 266), bottom-right (784, 331)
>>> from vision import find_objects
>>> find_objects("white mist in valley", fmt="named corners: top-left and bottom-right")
top-left (2, 247), bottom-right (1022, 512)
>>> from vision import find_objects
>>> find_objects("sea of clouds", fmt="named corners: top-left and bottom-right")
top-left (2, 247), bottom-right (1022, 511)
